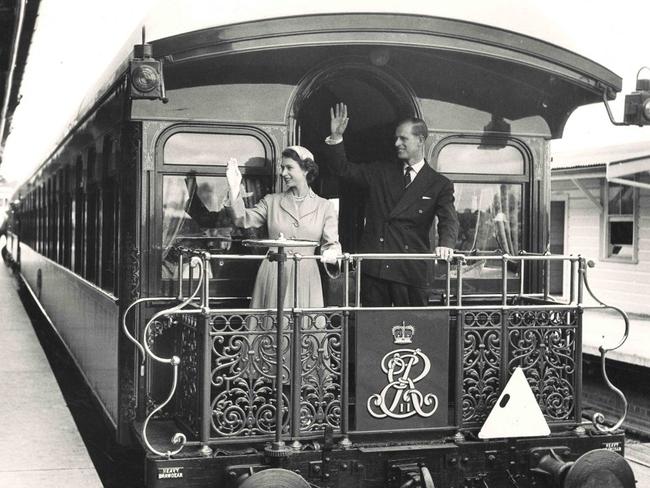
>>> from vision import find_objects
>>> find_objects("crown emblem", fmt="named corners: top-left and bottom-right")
top-left (392, 321), bottom-right (415, 344)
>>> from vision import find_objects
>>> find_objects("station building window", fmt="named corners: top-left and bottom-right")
top-left (603, 181), bottom-right (637, 262)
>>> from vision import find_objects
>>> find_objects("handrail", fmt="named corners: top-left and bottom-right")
top-left (140, 256), bottom-right (205, 457)
top-left (203, 251), bottom-right (581, 262)
top-left (121, 248), bottom-right (632, 456)
top-left (581, 259), bottom-right (629, 433)
top-left (122, 297), bottom-right (176, 366)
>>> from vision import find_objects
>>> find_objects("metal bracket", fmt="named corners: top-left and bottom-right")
top-left (388, 462), bottom-right (436, 488)
top-left (602, 89), bottom-right (627, 126)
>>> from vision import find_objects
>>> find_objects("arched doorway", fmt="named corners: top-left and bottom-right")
top-left (291, 61), bottom-right (418, 253)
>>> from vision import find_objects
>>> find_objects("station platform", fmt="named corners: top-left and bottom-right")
top-left (582, 308), bottom-right (650, 367)
top-left (0, 263), bottom-right (102, 487)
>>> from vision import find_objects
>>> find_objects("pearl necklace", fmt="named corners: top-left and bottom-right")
top-left (291, 192), bottom-right (308, 202)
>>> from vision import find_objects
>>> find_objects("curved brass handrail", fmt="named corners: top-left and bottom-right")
top-left (141, 359), bottom-right (187, 457)
top-left (138, 256), bottom-right (205, 456)
top-left (582, 259), bottom-right (629, 433)
top-left (122, 297), bottom-right (176, 366)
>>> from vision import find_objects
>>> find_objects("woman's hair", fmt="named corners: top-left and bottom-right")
top-left (282, 147), bottom-right (319, 184)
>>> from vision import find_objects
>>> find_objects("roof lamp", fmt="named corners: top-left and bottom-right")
top-left (603, 66), bottom-right (650, 126)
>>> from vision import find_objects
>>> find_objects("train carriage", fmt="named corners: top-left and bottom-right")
top-left (3, 9), bottom-right (639, 488)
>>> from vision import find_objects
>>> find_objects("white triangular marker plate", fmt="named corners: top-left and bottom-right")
top-left (478, 367), bottom-right (550, 439)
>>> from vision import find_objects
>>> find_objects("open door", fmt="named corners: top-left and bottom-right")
top-left (293, 63), bottom-right (417, 253)
top-left (292, 64), bottom-right (417, 305)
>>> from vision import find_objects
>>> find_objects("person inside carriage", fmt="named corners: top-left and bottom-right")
top-left (323, 103), bottom-right (459, 307)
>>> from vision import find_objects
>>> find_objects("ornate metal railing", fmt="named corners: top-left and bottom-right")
top-left (174, 310), bottom-right (344, 442)
top-left (122, 249), bottom-right (630, 457)
top-left (460, 307), bottom-right (579, 427)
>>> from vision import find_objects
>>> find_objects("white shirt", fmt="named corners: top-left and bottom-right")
top-left (326, 135), bottom-right (425, 179)
top-left (404, 159), bottom-right (425, 178)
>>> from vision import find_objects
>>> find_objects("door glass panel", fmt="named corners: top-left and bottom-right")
top-left (447, 183), bottom-right (522, 279)
top-left (164, 132), bottom-right (267, 167)
top-left (161, 174), bottom-right (268, 297)
top-left (437, 143), bottom-right (524, 174)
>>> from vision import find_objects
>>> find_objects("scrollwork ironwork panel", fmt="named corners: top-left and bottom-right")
top-left (299, 312), bottom-right (342, 432)
top-left (461, 310), bottom-right (502, 425)
top-left (209, 313), bottom-right (291, 437)
top-left (176, 317), bottom-right (199, 436)
top-left (507, 309), bottom-right (577, 421)
top-left (204, 311), bottom-right (344, 438)
top-left (462, 308), bottom-right (578, 427)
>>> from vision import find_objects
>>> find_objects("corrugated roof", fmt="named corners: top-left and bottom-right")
top-left (551, 140), bottom-right (650, 170)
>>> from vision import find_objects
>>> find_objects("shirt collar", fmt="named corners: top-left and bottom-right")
top-left (404, 159), bottom-right (425, 175)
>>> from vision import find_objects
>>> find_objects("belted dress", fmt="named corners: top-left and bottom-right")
top-left (228, 189), bottom-right (341, 309)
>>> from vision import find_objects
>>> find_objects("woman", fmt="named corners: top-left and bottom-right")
top-left (227, 145), bottom-right (340, 309)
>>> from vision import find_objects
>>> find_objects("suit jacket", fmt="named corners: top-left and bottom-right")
top-left (323, 142), bottom-right (458, 287)
top-left (228, 189), bottom-right (341, 308)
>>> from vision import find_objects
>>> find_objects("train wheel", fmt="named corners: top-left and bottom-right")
top-left (564, 449), bottom-right (635, 488)
top-left (237, 468), bottom-right (310, 488)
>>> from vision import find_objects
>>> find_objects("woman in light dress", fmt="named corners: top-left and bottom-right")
top-left (226, 145), bottom-right (341, 309)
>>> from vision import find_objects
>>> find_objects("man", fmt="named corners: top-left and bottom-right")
top-left (323, 103), bottom-right (458, 306)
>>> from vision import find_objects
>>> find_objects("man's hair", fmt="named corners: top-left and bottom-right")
top-left (397, 117), bottom-right (428, 140)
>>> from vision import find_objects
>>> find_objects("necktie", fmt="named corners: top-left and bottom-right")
top-left (404, 166), bottom-right (413, 188)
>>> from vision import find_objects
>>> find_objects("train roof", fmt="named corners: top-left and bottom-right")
top-left (146, 7), bottom-right (620, 87)
top-left (25, 7), bottom-right (623, 191)
top-left (78, 8), bottom-right (621, 128)
top-left (138, 2), bottom-right (614, 71)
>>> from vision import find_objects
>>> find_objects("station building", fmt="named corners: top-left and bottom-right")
top-left (551, 141), bottom-right (650, 314)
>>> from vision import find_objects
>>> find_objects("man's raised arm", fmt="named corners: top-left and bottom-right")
top-left (321, 103), bottom-right (371, 188)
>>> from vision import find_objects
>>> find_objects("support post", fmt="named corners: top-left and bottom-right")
top-left (290, 255), bottom-right (302, 450)
top-left (198, 255), bottom-right (212, 456)
top-left (340, 256), bottom-right (351, 448)
top-left (266, 248), bottom-right (291, 457)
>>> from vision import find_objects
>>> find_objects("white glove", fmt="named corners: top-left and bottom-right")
top-left (320, 248), bottom-right (339, 264)
top-left (435, 246), bottom-right (454, 261)
top-left (226, 158), bottom-right (242, 200)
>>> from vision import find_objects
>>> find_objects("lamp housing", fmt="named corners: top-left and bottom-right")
top-left (623, 78), bottom-right (650, 126)
top-left (129, 41), bottom-right (166, 101)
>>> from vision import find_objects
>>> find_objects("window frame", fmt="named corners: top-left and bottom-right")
top-left (154, 124), bottom-right (276, 295)
top-left (431, 135), bottom-right (532, 251)
top-left (601, 179), bottom-right (638, 264)
top-left (432, 135), bottom-right (529, 183)
top-left (159, 124), bottom-right (274, 176)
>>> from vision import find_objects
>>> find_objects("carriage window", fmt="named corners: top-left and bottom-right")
top-left (86, 144), bottom-right (99, 284)
top-left (435, 141), bottom-right (527, 281)
top-left (101, 183), bottom-right (118, 294)
top-left (63, 168), bottom-right (73, 268)
top-left (74, 156), bottom-right (85, 275)
top-left (453, 183), bottom-right (522, 256)
top-left (437, 143), bottom-right (524, 174)
top-left (164, 133), bottom-right (266, 167)
top-left (604, 181), bottom-right (637, 261)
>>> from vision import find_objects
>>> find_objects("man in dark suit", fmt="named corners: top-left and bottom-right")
top-left (323, 103), bottom-right (458, 306)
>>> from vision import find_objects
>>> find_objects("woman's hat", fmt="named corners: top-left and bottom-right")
top-left (285, 145), bottom-right (314, 162)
